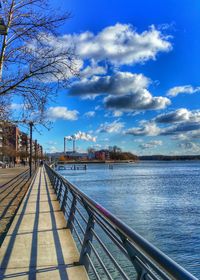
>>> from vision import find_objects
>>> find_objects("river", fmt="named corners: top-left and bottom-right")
top-left (58, 161), bottom-right (200, 278)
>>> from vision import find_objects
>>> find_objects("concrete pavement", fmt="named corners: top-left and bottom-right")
top-left (0, 167), bottom-right (89, 280)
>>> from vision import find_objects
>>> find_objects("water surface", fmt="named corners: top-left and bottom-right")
top-left (59, 161), bottom-right (200, 278)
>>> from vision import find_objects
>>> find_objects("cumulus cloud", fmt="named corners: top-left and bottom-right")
top-left (84, 111), bottom-right (96, 118)
top-left (46, 107), bottom-right (79, 121)
top-left (139, 140), bottom-right (162, 149)
top-left (154, 108), bottom-right (200, 123)
top-left (167, 85), bottom-right (200, 97)
top-left (69, 23), bottom-right (172, 65)
top-left (126, 109), bottom-right (200, 139)
top-left (69, 71), bottom-right (150, 96)
top-left (105, 90), bottom-right (170, 111)
top-left (178, 142), bottom-right (200, 153)
top-left (69, 71), bottom-right (170, 111)
top-left (65, 131), bottom-right (96, 142)
top-left (126, 122), bottom-right (160, 136)
top-left (80, 61), bottom-right (107, 78)
top-left (160, 122), bottom-right (200, 136)
top-left (97, 120), bottom-right (124, 133)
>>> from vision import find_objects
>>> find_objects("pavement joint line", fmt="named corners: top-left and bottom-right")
top-left (15, 210), bottom-right (62, 216)
top-left (6, 227), bottom-right (69, 237)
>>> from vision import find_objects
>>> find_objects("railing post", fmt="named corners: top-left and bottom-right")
top-left (67, 194), bottom-right (77, 232)
top-left (54, 177), bottom-right (60, 193)
top-left (57, 180), bottom-right (63, 203)
top-left (120, 236), bottom-right (149, 280)
top-left (79, 213), bottom-right (95, 272)
top-left (61, 185), bottom-right (68, 213)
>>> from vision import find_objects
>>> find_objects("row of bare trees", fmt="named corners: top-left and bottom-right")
top-left (0, 0), bottom-right (77, 122)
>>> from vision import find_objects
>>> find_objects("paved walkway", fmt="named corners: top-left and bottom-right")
top-left (0, 169), bottom-right (30, 244)
top-left (0, 167), bottom-right (28, 186)
top-left (0, 167), bottom-right (88, 280)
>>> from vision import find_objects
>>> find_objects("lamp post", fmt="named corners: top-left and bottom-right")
top-left (35, 139), bottom-right (37, 170)
top-left (29, 121), bottom-right (33, 178)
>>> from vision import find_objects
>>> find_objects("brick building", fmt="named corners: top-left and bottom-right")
top-left (0, 121), bottom-right (43, 164)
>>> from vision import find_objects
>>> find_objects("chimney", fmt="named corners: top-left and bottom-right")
top-left (64, 137), bottom-right (66, 153)
top-left (73, 139), bottom-right (76, 153)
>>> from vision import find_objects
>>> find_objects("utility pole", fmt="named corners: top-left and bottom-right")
top-left (64, 137), bottom-right (66, 154)
top-left (35, 139), bottom-right (37, 170)
top-left (29, 121), bottom-right (33, 178)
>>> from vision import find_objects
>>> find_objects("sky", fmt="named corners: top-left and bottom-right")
top-left (17, 0), bottom-right (200, 155)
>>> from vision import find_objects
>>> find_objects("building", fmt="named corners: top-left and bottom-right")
top-left (0, 121), bottom-right (43, 164)
top-left (95, 150), bottom-right (110, 161)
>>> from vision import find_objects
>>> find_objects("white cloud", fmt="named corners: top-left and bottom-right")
top-left (105, 90), bottom-right (170, 111)
top-left (69, 71), bottom-right (150, 96)
top-left (46, 106), bottom-right (79, 121)
top-left (178, 142), bottom-right (200, 153)
top-left (113, 111), bottom-right (123, 117)
top-left (167, 85), bottom-right (200, 97)
top-left (80, 60), bottom-right (107, 78)
top-left (97, 120), bottom-right (124, 133)
top-left (69, 71), bottom-right (170, 111)
top-left (69, 23), bottom-right (172, 66)
top-left (139, 140), bottom-right (162, 149)
top-left (154, 108), bottom-right (200, 123)
top-left (84, 111), bottom-right (96, 118)
top-left (126, 122), bottom-right (160, 136)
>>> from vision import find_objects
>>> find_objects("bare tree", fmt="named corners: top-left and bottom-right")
top-left (0, 0), bottom-right (78, 121)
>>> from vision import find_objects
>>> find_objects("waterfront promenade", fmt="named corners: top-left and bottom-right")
top-left (0, 167), bottom-right (29, 245)
top-left (0, 167), bottom-right (88, 279)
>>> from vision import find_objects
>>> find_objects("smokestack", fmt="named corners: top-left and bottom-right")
top-left (73, 139), bottom-right (76, 153)
top-left (64, 137), bottom-right (66, 153)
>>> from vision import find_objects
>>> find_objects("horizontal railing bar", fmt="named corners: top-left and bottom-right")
top-left (134, 256), bottom-right (161, 280)
top-left (89, 241), bottom-right (114, 280)
top-left (124, 239), bottom-right (170, 280)
top-left (74, 205), bottom-right (88, 225)
top-left (86, 253), bottom-right (101, 280)
top-left (91, 229), bottom-right (130, 280)
top-left (91, 222), bottom-right (129, 259)
top-left (71, 222), bottom-right (83, 246)
top-left (94, 215), bottom-right (127, 255)
top-left (73, 215), bottom-right (85, 236)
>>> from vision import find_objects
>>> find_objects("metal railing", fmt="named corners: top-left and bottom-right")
top-left (44, 164), bottom-right (197, 280)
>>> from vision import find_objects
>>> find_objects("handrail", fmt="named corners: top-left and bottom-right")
top-left (44, 164), bottom-right (198, 280)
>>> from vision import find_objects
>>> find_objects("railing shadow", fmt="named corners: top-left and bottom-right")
top-left (0, 170), bottom-right (38, 277)
top-left (43, 168), bottom-right (69, 280)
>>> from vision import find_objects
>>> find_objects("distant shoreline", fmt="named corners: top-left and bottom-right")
top-left (57, 160), bottom-right (137, 164)
top-left (56, 156), bottom-right (200, 165)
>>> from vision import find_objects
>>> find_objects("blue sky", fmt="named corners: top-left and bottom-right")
top-left (19, 0), bottom-right (200, 155)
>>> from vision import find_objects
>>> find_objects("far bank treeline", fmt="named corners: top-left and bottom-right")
top-left (139, 155), bottom-right (200, 160)
top-left (109, 151), bottom-right (138, 161)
